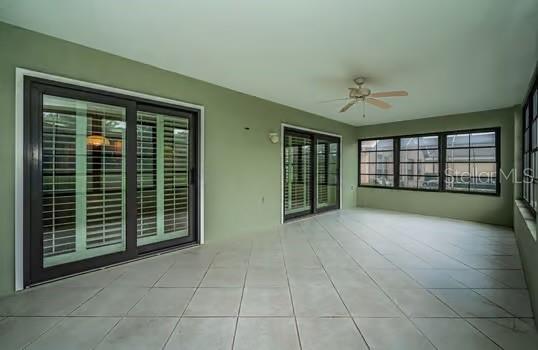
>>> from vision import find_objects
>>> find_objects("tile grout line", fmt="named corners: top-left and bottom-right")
top-left (89, 317), bottom-right (123, 350)
top-left (333, 213), bottom-right (511, 349)
top-left (230, 240), bottom-right (253, 350)
top-left (279, 226), bottom-right (304, 350)
top-left (349, 215), bottom-right (522, 349)
top-left (313, 215), bottom-right (440, 350)
top-left (20, 316), bottom-right (65, 349)
top-left (302, 219), bottom-right (371, 350)
top-left (341, 214), bottom-right (526, 319)
top-left (160, 250), bottom-right (219, 350)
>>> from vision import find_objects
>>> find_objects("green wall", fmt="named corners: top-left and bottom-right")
top-left (356, 108), bottom-right (515, 226)
top-left (0, 22), bottom-right (358, 296)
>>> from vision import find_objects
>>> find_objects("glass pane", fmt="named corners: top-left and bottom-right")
top-left (360, 151), bottom-right (376, 163)
top-left (137, 110), bottom-right (190, 246)
top-left (531, 120), bottom-right (537, 149)
top-left (418, 149), bottom-right (438, 162)
top-left (376, 139), bottom-right (393, 151)
top-left (471, 147), bottom-right (496, 162)
top-left (418, 163), bottom-right (438, 176)
top-left (470, 177), bottom-right (496, 193)
top-left (446, 133), bottom-right (469, 148)
top-left (534, 89), bottom-right (538, 118)
top-left (399, 176), bottom-right (417, 188)
top-left (361, 174), bottom-right (393, 186)
top-left (400, 150), bottom-right (418, 162)
top-left (42, 95), bottom-right (126, 267)
top-left (377, 163), bottom-right (394, 174)
top-left (317, 139), bottom-right (339, 208)
top-left (470, 131), bottom-right (495, 147)
top-left (376, 151), bottom-right (393, 162)
top-left (418, 176), bottom-right (439, 190)
top-left (419, 136), bottom-right (438, 149)
top-left (470, 162), bottom-right (496, 177)
top-left (375, 175), bottom-right (394, 187)
top-left (446, 176), bottom-right (470, 192)
top-left (529, 152), bottom-right (538, 179)
top-left (361, 140), bottom-right (377, 151)
top-left (400, 163), bottom-right (417, 176)
top-left (400, 137), bottom-right (418, 149)
top-left (446, 148), bottom-right (469, 162)
top-left (284, 133), bottom-right (312, 215)
top-left (446, 163), bottom-right (470, 176)
top-left (362, 163), bottom-right (393, 174)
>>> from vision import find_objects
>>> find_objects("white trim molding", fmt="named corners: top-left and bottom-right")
top-left (280, 123), bottom-right (343, 224)
top-left (15, 68), bottom-right (205, 290)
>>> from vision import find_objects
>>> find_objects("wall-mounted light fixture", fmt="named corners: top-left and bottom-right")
top-left (268, 132), bottom-right (279, 144)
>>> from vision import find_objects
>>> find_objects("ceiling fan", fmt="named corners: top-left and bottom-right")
top-left (328, 77), bottom-right (408, 117)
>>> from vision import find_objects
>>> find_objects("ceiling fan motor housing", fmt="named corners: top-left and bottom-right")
top-left (349, 87), bottom-right (371, 98)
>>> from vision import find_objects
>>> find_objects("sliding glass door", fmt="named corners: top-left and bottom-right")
top-left (316, 136), bottom-right (340, 210)
top-left (283, 130), bottom-right (313, 219)
top-left (40, 94), bottom-right (128, 268)
top-left (283, 128), bottom-right (340, 221)
top-left (25, 77), bottom-right (199, 285)
top-left (136, 105), bottom-right (195, 251)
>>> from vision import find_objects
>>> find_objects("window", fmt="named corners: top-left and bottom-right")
top-left (522, 79), bottom-right (538, 211)
top-left (360, 138), bottom-right (394, 187)
top-left (445, 131), bottom-right (498, 194)
top-left (359, 128), bottom-right (500, 195)
top-left (399, 136), bottom-right (439, 190)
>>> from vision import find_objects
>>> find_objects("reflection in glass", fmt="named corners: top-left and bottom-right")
top-left (447, 133), bottom-right (469, 148)
top-left (317, 139), bottom-right (339, 209)
top-left (42, 95), bottom-right (126, 267)
top-left (284, 134), bottom-right (312, 216)
top-left (137, 111), bottom-right (190, 246)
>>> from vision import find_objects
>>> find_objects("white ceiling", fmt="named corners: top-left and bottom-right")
top-left (1, 0), bottom-right (536, 126)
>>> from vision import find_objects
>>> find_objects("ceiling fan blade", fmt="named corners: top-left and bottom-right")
top-left (319, 97), bottom-right (350, 103)
top-left (370, 90), bottom-right (408, 98)
top-left (339, 100), bottom-right (357, 113)
top-left (367, 98), bottom-right (391, 109)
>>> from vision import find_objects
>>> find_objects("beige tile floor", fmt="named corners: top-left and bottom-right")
top-left (0, 208), bottom-right (536, 349)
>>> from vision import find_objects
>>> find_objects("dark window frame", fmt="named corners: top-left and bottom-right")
top-left (358, 127), bottom-right (501, 196)
top-left (399, 135), bottom-right (440, 191)
top-left (283, 127), bottom-right (341, 221)
top-left (522, 71), bottom-right (538, 215)
top-left (359, 136), bottom-right (395, 188)
top-left (24, 76), bottom-right (201, 286)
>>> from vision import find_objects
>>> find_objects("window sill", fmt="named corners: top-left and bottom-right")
top-left (357, 184), bottom-right (500, 197)
top-left (515, 199), bottom-right (537, 241)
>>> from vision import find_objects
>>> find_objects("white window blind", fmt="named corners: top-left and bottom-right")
top-left (137, 111), bottom-right (189, 246)
top-left (284, 134), bottom-right (312, 215)
top-left (42, 95), bottom-right (126, 267)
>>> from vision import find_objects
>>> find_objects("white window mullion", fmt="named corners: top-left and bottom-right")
top-left (75, 102), bottom-right (87, 253)
top-left (156, 116), bottom-right (165, 237)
